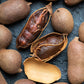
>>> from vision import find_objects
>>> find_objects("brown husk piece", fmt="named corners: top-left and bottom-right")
top-left (0, 72), bottom-right (7, 84)
top-left (23, 57), bottom-right (61, 83)
top-left (16, 2), bottom-right (52, 49)
top-left (30, 32), bottom-right (68, 62)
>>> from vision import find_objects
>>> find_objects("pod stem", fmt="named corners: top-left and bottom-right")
top-left (27, 2), bottom-right (32, 6)
top-left (46, 2), bottom-right (53, 15)
top-left (30, 54), bottom-right (34, 57)
top-left (18, 68), bottom-right (22, 73)
top-left (74, 37), bottom-right (79, 41)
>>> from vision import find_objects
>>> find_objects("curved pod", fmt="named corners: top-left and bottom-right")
top-left (0, 72), bottom-right (7, 84)
top-left (0, 0), bottom-right (31, 24)
top-left (68, 37), bottom-right (84, 84)
top-left (65, 0), bottom-right (83, 6)
top-left (16, 2), bottom-right (52, 49)
top-left (14, 79), bottom-right (36, 84)
top-left (31, 32), bottom-right (68, 62)
top-left (0, 49), bottom-right (22, 74)
top-left (0, 25), bottom-right (12, 49)
top-left (51, 8), bottom-right (74, 34)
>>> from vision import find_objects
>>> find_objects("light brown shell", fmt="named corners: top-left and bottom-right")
top-left (23, 57), bottom-right (61, 83)
top-left (30, 32), bottom-right (68, 62)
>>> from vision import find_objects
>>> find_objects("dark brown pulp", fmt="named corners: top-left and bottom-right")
top-left (34, 35), bottom-right (64, 59)
top-left (16, 8), bottom-right (49, 49)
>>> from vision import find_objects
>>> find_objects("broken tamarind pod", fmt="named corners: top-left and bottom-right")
top-left (23, 57), bottom-right (61, 83)
top-left (16, 2), bottom-right (52, 49)
top-left (30, 32), bottom-right (68, 62)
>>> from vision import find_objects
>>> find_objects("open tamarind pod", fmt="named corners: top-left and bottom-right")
top-left (16, 2), bottom-right (52, 49)
top-left (24, 57), bottom-right (61, 83)
top-left (30, 32), bottom-right (68, 62)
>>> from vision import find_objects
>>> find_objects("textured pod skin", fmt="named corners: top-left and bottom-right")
top-left (65, 0), bottom-right (83, 6)
top-left (31, 32), bottom-right (68, 62)
top-left (14, 79), bottom-right (36, 84)
top-left (54, 82), bottom-right (68, 84)
top-left (16, 3), bottom-right (52, 49)
top-left (68, 37), bottom-right (84, 84)
top-left (24, 57), bottom-right (61, 83)
top-left (0, 72), bottom-right (7, 84)
top-left (0, 0), bottom-right (31, 24)
top-left (79, 22), bottom-right (84, 43)
top-left (51, 8), bottom-right (74, 34)
top-left (0, 49), bottom-right (22, 74)
top-left (0, 25), bottom-right (12, 49)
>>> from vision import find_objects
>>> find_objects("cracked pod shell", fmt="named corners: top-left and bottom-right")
top-left (23, 57), bottom-right (61, 83)
top-left (30, 32), bottom-right (68, 62)
top-left (16, 2), bottom-right (52, 49)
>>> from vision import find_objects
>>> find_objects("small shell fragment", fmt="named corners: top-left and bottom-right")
top-left (31, 32), bottom-right (68, 62)
top-left (23, 57), bottom-right (61, 83)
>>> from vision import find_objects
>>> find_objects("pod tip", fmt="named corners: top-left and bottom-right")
top-left (27, 2), bottom-right (32, 6)
top-left (18, 68), bottom-right (22, 73)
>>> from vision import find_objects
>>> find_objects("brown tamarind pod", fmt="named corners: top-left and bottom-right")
top-left (30, 32), bottom-right (68, 62)
top-left (0, 72), bottom-right (7, 84)
top-left (64, 0), bottom-right (83, 6)
top-left (16, 2), bottom-right (52, 49)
